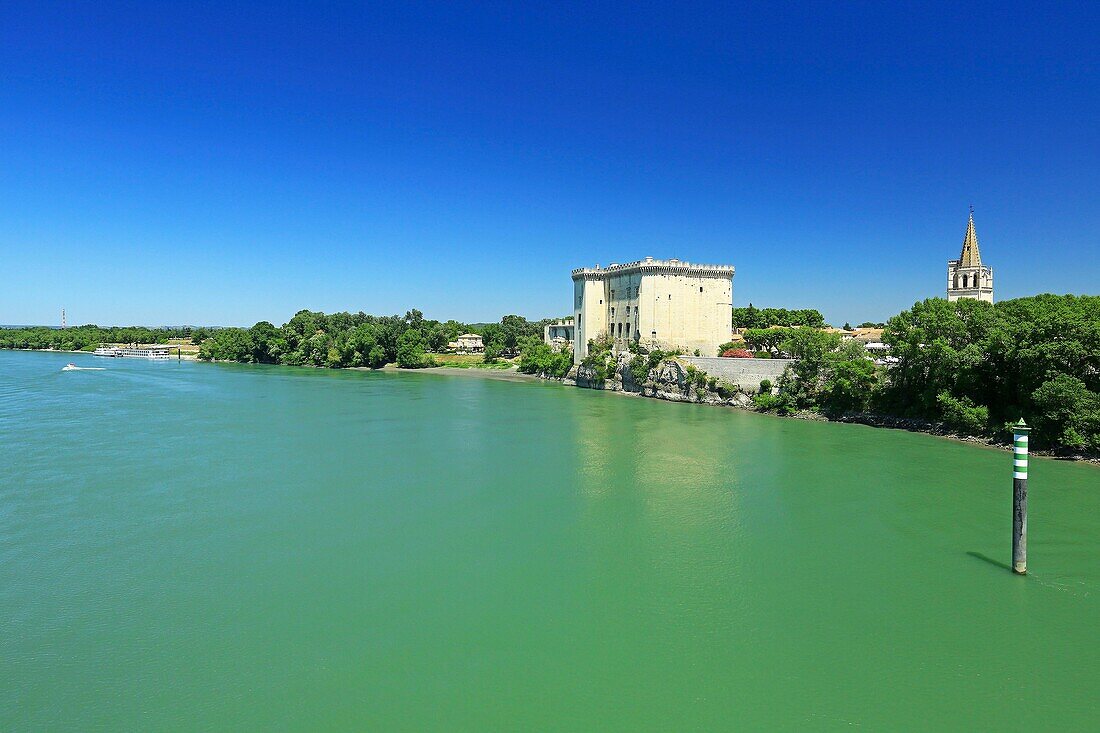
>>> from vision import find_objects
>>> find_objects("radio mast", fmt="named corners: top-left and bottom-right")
top-left (61, 308), bottom-right (67, 329)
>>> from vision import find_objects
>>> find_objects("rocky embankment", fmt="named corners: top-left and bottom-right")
top-left (557, 352), bottom-right (1099, 463)
top-left (564, 353), bottom-right (759, 407)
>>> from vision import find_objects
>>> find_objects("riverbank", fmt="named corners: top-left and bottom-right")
top-left (552, 353), bottom-right (1100, 464)
top-left (376, 363), bottom-right (541, 382)
top-left (26, 343), bottom-right (1092, 462)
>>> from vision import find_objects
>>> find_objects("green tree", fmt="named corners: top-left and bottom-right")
top-left (248, 321), bottom-right (280, 363)
top-left (821, 357), bottom-right (877, 415)
top-left (199, 328), bottom-right (252, 362)
top-left (499, 315), bottom-right (534, 353)
top-left (481, 323), bottom-right (503, 361)
top-left (347, 324), bottom-right (387, 368)
top-left (742, 328), bottom-right (792, 354)
top-left (396, 328), bottom-right (433, 368)
top-left (1030, 375), bottom-right (1100, 453)
top-left (518, 340), bottom-right (572, 378)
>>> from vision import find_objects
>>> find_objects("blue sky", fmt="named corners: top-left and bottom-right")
top-left (2, 2), bottom-right (1097, 327)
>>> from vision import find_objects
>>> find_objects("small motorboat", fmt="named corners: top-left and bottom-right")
top-left (62, 363), bottom-right (79, 371)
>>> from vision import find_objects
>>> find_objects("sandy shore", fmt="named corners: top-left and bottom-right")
top-left (375, 364), bottom-right (543, 382)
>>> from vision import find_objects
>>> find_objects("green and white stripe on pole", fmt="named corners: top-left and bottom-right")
top-left (1013, 420), bottom-right (1030, 479)
top-left (1012, 418), bottom-right (1031, 575)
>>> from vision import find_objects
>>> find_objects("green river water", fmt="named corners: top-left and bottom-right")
top-left (2, 349), bottom-right (1098, 730)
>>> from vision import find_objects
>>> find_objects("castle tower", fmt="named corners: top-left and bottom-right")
top-left (571, 257), bottom-right (735, 364)
top-left (947, 209), bottom-right (994, 302)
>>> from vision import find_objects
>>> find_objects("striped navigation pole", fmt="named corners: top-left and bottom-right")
top-left (1012, 419), bottom-right (1031, 575)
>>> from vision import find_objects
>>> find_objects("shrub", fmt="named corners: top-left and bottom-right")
top-left (721, 348), bottom-right (754, 358)
top-left (759, 379), bottom-right (772, 393)
top-left (754, 351), bottom-right (771, 359)
top-left (753, 391), bottom-right (795, 415)
top-left (629, 354), bottom-right (649, 384)
top-left (630, 349), bottom-right (672, 384)
top-left (581, 349), bottom-right (614, 383)
top-left (936, 391), bottom-right (990, 436)
top-left (518, 342), bottom-right (572, 378)
top-left (715, 379), bottom-right (737, 398)
top-left (683, 364), bottom-right (709, 390)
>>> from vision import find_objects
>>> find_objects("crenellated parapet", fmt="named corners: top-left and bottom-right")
top-left (572, 257), bottom-right (734, 280)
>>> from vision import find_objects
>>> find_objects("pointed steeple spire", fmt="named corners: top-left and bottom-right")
top-left (959, 206), bottom-right (981, 267)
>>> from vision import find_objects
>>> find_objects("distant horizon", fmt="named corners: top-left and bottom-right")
top-left (4, 2), bottom-right (1097, 327)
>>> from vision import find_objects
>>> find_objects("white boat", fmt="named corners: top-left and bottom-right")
top-left (117, 347), bottom-right (173, 359)
top-left (93, 346), bottom-right (173, 359)
top-left (62, 362), bottom-right (79, 371)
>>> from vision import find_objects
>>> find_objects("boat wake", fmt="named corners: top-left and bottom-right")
top-left (62, 364), bottom-right (106, 371)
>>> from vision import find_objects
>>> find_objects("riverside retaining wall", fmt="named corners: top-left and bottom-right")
top-left (681, 357), bottom-right (793, 389)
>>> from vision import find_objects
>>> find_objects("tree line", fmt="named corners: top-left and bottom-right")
top-left (754, 294), bottom-right (1100, 455)
top-left (196, 310), bottom-right (553, 369)
top-left (0, 325), bottom-right (190, 352)
top-left (732, 305), bottom-right (826, 329)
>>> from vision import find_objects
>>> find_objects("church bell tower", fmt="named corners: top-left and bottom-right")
top-left (947, 208), bottom-right (994, 302)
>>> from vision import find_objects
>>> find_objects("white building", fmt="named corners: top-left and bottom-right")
top-left (543, 318), bottom-right (575, 352)
top-left (453, 334), bottom-right (484, 353)
top-left (947, 210), bottom-right (994, 302)
top-left (572, 257), bottom-right (735, 364)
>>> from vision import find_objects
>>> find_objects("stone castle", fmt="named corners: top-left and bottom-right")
top-left (947, 210), bottom-right (993, 302)
top-left (571, 257), bottom-right (735, 364)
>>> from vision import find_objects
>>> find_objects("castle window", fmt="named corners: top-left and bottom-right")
top-left (625, 323), bottom-right (631, 337)
top-left (617, 323), bottom-right (623, 338)
top-left (699, 286), bottom-right (703, 293)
